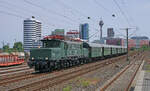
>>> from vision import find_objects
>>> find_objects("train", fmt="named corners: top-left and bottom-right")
top-left (28, 38), bottom-right (127, 72)
top-left (0, 52), bottom-right (24, 66)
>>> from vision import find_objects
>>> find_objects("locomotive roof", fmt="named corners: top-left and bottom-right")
top-left (84, 42), bottom-right (127, 48)
top-left (42, 39), bottom-right (126, 48)
top-left (64, 41), bottom-right (83, 44)
top-left (42, 39), bottom-right (82, 44)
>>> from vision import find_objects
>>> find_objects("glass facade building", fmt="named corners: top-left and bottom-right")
top-left (23, 18), bottom-right (42, 52)
top-left (79, 23), bottom-right (89, 41)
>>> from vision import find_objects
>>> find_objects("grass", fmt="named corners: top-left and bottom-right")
top-left (81, 80), bottom-right (90, 87)
top-left (146, 70), bottom-right (150, 73)
top-left (146, 64), bottom-right (150, 72)
top-left (76, 77), bottom-right (99, 87)
top-left (63, 85), bottom-right (72, 91)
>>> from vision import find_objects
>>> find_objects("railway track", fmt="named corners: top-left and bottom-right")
top-left (0, 64), bottom-right (32, 81)
top-left (100, 52), bottom-right (144, 91)
top-left (0, 51), bottom-right (137, 91)
top-left (0, 67), bottom-right (30, 74)
top-left (9, 53), bottom-right (137, 91)
top-left (0, 69), bottom-right (34, 82)
top-left (0, 69), bottom-right (46, 86)
top-left (0, 64), bottom-right (27, 71)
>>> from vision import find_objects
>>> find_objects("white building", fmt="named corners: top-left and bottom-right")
top-left (23, 17), bottom-right (42, 52)
top-left (66, 30), bottom-right (79, 38)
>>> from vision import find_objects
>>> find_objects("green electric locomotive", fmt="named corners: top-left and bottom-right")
top-left (28, 39), bottom-right (127, 72)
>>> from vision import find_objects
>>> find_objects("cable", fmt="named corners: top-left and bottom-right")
top-left (0, 1), bottom-right (59, 27)
top-left (128, 28), bottom-right (139, 37)
top-left (89, 29), bottom-right (100, 39)
top-left (93, 0), bottom-right (116, 16)
top-left (55, 0), bottom-right (102, 39)
top-left (23, 0), bottom-right (81, 25)
top-left (0, 3), bottom-right (31, 18)
top-left (56, 0), bottom-right (97, 22)
top-left (1, 0), bottom-right (79, 28)
top-left (0, 10), bottom-right (25, 19)
top-left (49, 0), bottom-right (101, 39)
top-left (120, 0), bottom-right (136, 27)
top-left (112, 0), bottom-right (131, 26)
top-left (113, 0), bottom-right (138, 37)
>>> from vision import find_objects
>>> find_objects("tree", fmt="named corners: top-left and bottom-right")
top-left (13, 42), bottom-right (24, 52)
top-left (3, 45), bottom-right (9, 52)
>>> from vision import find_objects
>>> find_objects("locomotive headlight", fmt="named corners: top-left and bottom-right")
top-left (32, 57), bottom-right (34, 60)
top-left (45, 57), bottom-right (48, 60)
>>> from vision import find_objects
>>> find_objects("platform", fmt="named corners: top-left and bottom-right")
top-left (134, 60), bottom-right (150, 91)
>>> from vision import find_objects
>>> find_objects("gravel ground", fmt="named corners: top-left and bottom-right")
top-left (0, 58), bottom-right (114, 90)
top-left (44, 54), bottom-right (137, 91)
top-left (106, 60), bottom-right (141, 91)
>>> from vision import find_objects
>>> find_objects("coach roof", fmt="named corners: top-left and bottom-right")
top-left (83, 42), bottom-right (126, 48)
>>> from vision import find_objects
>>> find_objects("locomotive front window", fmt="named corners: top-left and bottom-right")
top-left (43, 41), bottom-right (60, 48)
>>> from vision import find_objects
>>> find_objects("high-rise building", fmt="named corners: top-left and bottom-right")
top-left (79, 23), bottom-right (89, 41)
top-left (79, 24), bottom-right (82, 39)
top-left (52, 29), bottom-right (65, 36)
top-left (23, 17), bottom-right (42, 52)
top-left (107, 28), bottom-right (114, 38)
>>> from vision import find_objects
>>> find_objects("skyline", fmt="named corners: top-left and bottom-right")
top-left (0, 0), bottom-right (150, 47)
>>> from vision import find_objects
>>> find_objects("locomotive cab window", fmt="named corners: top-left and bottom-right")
top-left (43, 40), bottom-right (61, 48)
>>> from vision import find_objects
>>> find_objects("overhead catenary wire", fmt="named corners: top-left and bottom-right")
top-left (0, 0), bottom-right (58, 27)
top-left (112, 0), bottom-right (140, 40)
top-left (0, 0), bottom-right (35, 16)
top-left (0, 0), bottom-right (81, 29)
top-left (112, 0), bottom-right (131, 26)
top-left (120, 1), bottom-right (139, 37)
top-left (46, 0), bottom-right (99, 34)
top-left (92, 0), bottom-right (135, 38)
top-left (0, 9), bottom-right (56, 35)
top-left (93, 0), bottom-right (116, 16)
top-left (0, 10), bottom-right (25, 19)
top-left (89, 30), bottom-right (100, 39)
top-left (23, 0), bottom-right (82, 25)
top-left (0, 0), bottom-right (102, 40)
top-left (0, 3), bottom-right (31, 18)
top-left (56, 1), bottom-right (101, 31)
top-left (121, 0), bottom-right (136, 26)
top-left (0, 1), bottom-right (59, 36)
top-left (55, 0), bottom-right (100, 32)
top-left (56, 0), bottom-right (98, 23)
top-left (55, 0), bottom-right (81, 19)
top-left (47, 0), bottom-right (100, 40)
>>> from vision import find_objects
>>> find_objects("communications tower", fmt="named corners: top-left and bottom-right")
top-left (99, 19), bottom-right (104, 40)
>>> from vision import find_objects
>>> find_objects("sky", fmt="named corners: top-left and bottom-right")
top-left (0, 0), bottom-right (150, 48)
